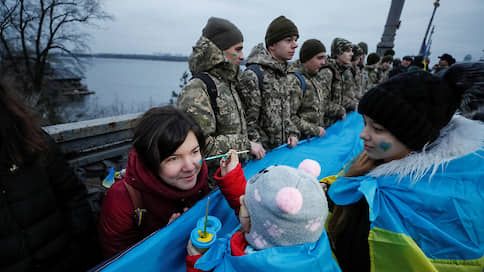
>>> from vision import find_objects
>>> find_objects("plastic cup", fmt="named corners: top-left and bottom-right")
top-left (196, 216), bottom-right (222, 234)
top-left (190, 228), bottom-right (216, 254)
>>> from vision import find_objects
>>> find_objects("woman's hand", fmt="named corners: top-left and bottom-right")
top-left (344, 152), bottom-right (377, 177)
top-left (168, 207), bottom-right (189, 224)
top-left (220, 149), bottom-right (239, 177)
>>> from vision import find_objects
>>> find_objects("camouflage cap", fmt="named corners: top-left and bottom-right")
top-left (358, 42), bottom-right (368, 55)
top-left (351, 44), bottom-right (364, 61)
top-left (381, 55), bottom-right (393, 64)
top-left (202, 17), bottom-right (243, 50)
top-left (367, 53), bottom-right (381, 65)
top-left (300, 39), bottom-right (326, 63)
top-left (265, 16), bottom-right (299, 47)
top-left (331, 38), bottom-right (352, 58)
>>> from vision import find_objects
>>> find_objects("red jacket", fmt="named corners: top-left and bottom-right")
top-left (99, 150), bottom-right (209, 259)
top-left (186, 164), bottom-right (248, 272)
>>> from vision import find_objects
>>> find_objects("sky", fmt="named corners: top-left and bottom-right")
top-left (85, 0), bottom-right (484, 65)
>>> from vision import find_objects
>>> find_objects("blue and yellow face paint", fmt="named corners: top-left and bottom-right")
top-left (379, 142), bottom-right (392, 152)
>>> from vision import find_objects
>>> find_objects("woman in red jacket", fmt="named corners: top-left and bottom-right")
top-left (99, 106), bottom-right (210, 259)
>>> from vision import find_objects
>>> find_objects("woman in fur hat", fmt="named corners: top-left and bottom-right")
top-left (327, 67), bottom-right (484, 272)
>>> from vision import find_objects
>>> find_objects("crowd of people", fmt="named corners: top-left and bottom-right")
top-left (1, 14), bottom-right (483, 272)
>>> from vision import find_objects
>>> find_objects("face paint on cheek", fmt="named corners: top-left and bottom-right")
top-left (379, 141), bottom-right (392, 152)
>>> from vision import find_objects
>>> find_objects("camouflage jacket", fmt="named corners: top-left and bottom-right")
top-left (177, 36), bottom-right (251, 159)
top-left (381, 68), bottom-right (390, 82)
top-left (359, 64), bottom-right (369, 96)
top-left (350, 65), bottom-right (367, 100)
top-left (236, 43), bottom-right (300, 150)
top-left (318, 59), bottom-right (357, 125)
top-left (287, 61), bottom-right (339, 137)
top-left (364, 64), bottom-right (382, 90)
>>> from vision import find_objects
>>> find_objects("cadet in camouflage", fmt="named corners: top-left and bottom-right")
top-left (350, 44), bottom-right (366, 100)
top-left (237, 16), bottom-right (300, 150)
top-left (178, 17), bottom-right (266, 168)
top-left (318, 37), bottom-right (357, 127)
top-left (288, 39), bottom-right (339, 139)
top-left (365, 53), bottom-right (382, 91)
top-left (380, 55), bottom-right (393, 82)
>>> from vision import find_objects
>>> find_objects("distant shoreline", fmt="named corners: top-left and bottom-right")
top-left (74, 53), bottom-right (188, 62)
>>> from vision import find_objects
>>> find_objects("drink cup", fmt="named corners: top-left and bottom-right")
top-left (190, 228), bottom-right (216, 254)
top-left (196, 215), bottom-right (222, 234)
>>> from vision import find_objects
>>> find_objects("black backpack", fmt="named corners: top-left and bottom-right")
top-left (190, 73), bottom-right (219, 115)
top-left (245, 64), bottom-right (306, 95)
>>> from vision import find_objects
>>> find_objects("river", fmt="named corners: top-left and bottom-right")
top-left (57, 57), bottom-right (189, 122)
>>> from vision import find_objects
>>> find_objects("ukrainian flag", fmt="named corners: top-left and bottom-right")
top-left (330, 149), bottom-right (484, 271)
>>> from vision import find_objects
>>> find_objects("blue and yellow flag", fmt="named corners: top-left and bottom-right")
top-left (330, 149), bottom-right (484, 271)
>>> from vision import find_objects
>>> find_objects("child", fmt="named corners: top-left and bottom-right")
top-left (186, 151), bottom-right (340, 271)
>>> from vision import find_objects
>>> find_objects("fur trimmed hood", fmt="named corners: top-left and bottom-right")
top-left (368, 115), bottom-right (484, 181)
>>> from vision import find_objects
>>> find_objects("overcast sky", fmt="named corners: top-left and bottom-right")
top-left (85, 0), bottom-right (484, 64)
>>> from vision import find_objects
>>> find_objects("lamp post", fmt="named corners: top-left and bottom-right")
top-left (418, 0), bottom-right (440, 56)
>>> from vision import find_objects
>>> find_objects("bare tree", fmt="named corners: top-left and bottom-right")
top-left (0, 0), bottom-right (109, 122)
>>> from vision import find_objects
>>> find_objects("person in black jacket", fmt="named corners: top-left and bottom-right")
top-left (0, 78), bottom-right (99, 272)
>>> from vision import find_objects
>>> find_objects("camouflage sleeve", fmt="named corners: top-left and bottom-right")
top-left (342, 69), bottom-right (358, 112)
top-left (283, 98), bottom-right (301, 140)
top-left (367, 70), bottom-right (379, 90)
top-left (319, 68), bottom-right (345, 125)
top-left (177, 79), bottom-right (250, 157)
top-left (236, 69), bottom-right (267, 144)
top-left (288, 74), bottom-right (319, 137)
top-left (324, 100), bottom-right (346, 128)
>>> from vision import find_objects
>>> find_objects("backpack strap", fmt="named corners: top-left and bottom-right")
top-left (124, 182), bottom-right (146, 227)
top-left (292, 72), bottom-right (306, 95)
top-left (191, 73), bottom-right (219, 115)
top-left (245, 64), bottom-right (264, 91)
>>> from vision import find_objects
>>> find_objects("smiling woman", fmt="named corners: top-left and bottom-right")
top-left (98, 106), bottom-right (210, 259)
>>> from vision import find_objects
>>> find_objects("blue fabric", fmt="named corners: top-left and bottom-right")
top-left (329, 150), bottom-right (484, 261)
top-left (92, 190), bottom-right (240, 272)
top-left (243, 112), bottom-right (363, 180)
top-left (93, 112), bottom-right (364, 271)
top-left (195, 230), bottom-right (341, 272)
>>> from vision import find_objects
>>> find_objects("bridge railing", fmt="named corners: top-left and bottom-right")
top-left (43, 112), bottom-right (141, 169)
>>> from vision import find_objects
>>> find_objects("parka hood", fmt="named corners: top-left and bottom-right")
top-left (189, 36), bottom-right (239, 81)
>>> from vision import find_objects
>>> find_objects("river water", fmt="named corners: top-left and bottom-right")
top-left (57, 57), bottom-right (189, 122)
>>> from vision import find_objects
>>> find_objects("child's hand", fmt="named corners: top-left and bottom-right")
top-left (187, 240), bottom-right (203, 256)
top-left (239, 195), bottom-right (251, 233)
top-left (344, 152), bottom-right (377, 177)
top-left (220, 149), bottom-right (239, 177)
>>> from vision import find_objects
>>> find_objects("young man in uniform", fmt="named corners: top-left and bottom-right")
top-left (237, 16), bottom-right (300, 150)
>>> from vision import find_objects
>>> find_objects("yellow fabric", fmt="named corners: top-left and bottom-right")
top-left (369, 227), bottom-right (484, 272)
top-left (320, 175), bottom-right (339, 185)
